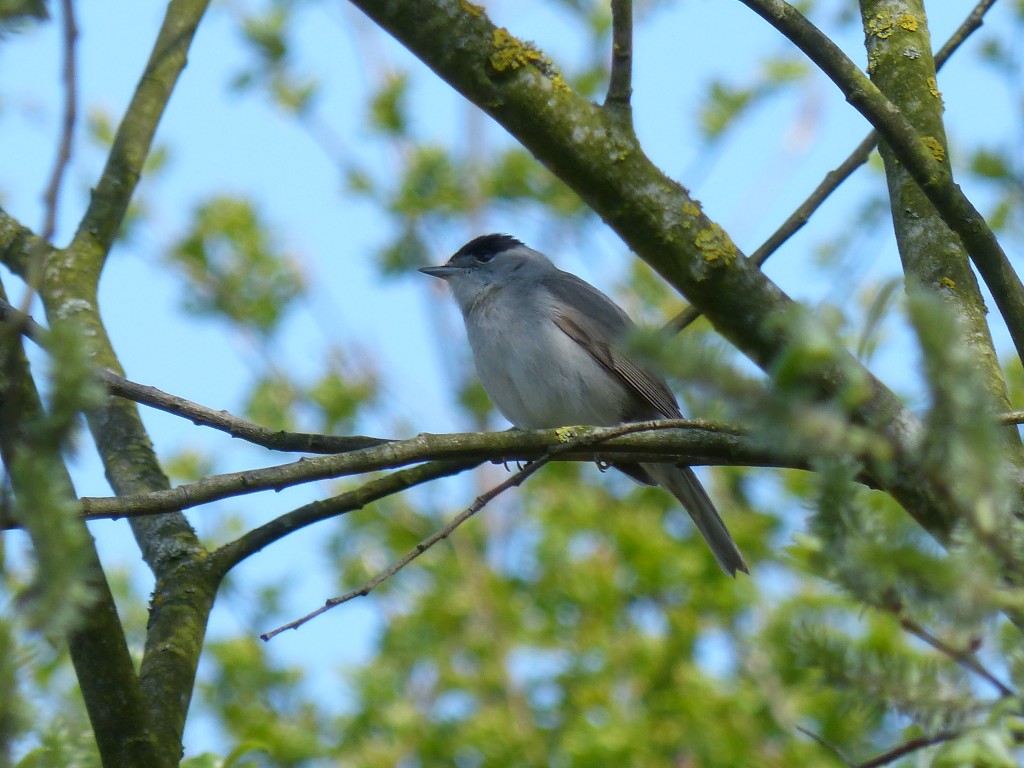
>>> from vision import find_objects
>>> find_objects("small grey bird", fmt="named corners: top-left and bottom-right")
top-left (420, 234), bottom-right (747, 576)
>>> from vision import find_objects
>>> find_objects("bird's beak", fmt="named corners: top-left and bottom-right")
top-left (418, 265), bottom-right (461, 279)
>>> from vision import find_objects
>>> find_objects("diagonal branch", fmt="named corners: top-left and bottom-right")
top-left (99, 369), bottom-right (390, 453)
top-left (736, 0), bottom-right (1024, 365)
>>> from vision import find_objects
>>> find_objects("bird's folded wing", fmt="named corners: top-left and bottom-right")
top-left (548, 294), bottom-right (683, 420)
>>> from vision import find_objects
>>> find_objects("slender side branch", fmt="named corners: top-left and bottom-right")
top-left (0, 298), bottom-right (389, 453)
top-left (666, 0), bottom-right (998, 335)
top-left (605, 0), bottom-right (633, 112)
top-left (898, 616), bottom-right (1013, 697)
top-left (41, 0), bottom-right (78, 243)
top-left (213, 459), bottom-right (479, 574)
top-left (855, 731), bottom-right (959, 768)
top-left (737, 0), bottom-right (1024, 365)
top-left (66, 0), bottom-right (212, 274)
top-left (99, 370), bottom-right (391, 453)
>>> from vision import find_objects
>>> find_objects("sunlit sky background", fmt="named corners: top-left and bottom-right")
top-left (1, 0), bottom-right (1019, 756)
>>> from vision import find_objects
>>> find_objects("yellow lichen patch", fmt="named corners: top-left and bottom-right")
top-left (867, 50), bottom-right (882, 74)
top-left (681, 201), bottom-right (702, 219)
top-left (927, 76), bottom-right (941, 98)
top-left (555, 426), bottom-right (576, 443)
top-left (940, 276), bottom-right (956, 290)
top-left (922, 135), bottom-right (946, 162)
top-left (898, 14), bottom-right (918, 32)
top-left (867, 11), bottom-right (894, 40)
top-left (490, 27), bottom-right (569, 92)
top-left (694, 223), bottom-right (734, 265)
top-left (460, 0), bottom-right (484, 17)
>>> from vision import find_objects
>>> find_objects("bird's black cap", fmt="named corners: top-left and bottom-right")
top-left (452, 233), bottom-right (523, 261)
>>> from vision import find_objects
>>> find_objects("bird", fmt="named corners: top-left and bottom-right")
top-left (419, 233), bottom-right (747, 576)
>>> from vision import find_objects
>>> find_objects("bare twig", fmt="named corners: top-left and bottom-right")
top-left (213, 459), bottom-right (479, 575)
top-left (665, 0), bottom-right (998, 335)
top-left (605, 0), bottom-right (633, 111)
top-left (41, 0), bottom-right (78, 243)
top-left (736, 0), bottom-right (1024, 365)
top-left (899, 616), bottom-right (1014, 697)
top-left (260, 420), bottom-right (672, 640)
top-left (260, 455), bottom-right (548, 640)
top-left (855, 730), bottom-right (958, 768)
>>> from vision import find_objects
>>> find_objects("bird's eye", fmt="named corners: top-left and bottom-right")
top-left (473, 252), bottom-right (495, 263)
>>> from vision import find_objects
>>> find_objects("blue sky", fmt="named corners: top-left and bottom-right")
top-left (1, 0), bottom-right (1019, 757)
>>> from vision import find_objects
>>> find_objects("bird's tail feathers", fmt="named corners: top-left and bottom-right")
top-left (643, 463), bottom-right (748, 577)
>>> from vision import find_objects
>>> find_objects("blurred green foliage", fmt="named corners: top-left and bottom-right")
top-left (4, 1), bottom-right (1024, 767)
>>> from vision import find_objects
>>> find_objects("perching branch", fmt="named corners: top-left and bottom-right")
top-left (666, 0), bottom-right (998, 335)
top-left (605, 0), bottom-right (633, 112)
top-left (736, 0), bottom-right (1024, 366)
top-left (40, 0), bottom-right (78, 243)
top-left (260, 419), bottom-right (678, 640)
top-left (79, 420), bottom-right (770, 520)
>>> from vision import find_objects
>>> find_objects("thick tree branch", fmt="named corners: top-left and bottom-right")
top-left (0, 206), bottom-right (50, 278)
top-left (737, 0), bottom-right (1024, 365)
top-left (80, 420), bottom-right (774, 520)
top-left (33, 0), bottom-right (218, 758)
top-left (0, 281), bottom-right (167, 768)
top-left (346, 0), bottom-right (983, 560)
top-left (859, 0), bottom-right (1019, 452)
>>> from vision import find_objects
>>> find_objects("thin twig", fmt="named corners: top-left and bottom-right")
top-left (260, 455), bottom-right (549, 641)
top-left (260, 420), bottom-right (669, 640)
top-left (605, 0), bottom-right (633, 110)
top-left (796, 725), bottom-right (854, 766)
top-left (855, 730), bottom-right (958, 768)
top-left (41, 0), bottom-right (78, 243)
top-left (665, 0), bottom-right (998, 335)
top-left (213, 459), bottom-right (478, 575)
top-left (899, 616), bottom-right (1014, 697)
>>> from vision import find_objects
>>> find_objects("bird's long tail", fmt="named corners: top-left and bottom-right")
top-left (642, 463), bottom-right (748, 577)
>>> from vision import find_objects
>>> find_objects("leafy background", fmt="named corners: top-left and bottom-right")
top-left (1, 0), bottom-right (1022, 765)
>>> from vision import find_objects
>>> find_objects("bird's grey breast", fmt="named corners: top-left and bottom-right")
top-left (463, 280), bottom-right (631, 429)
